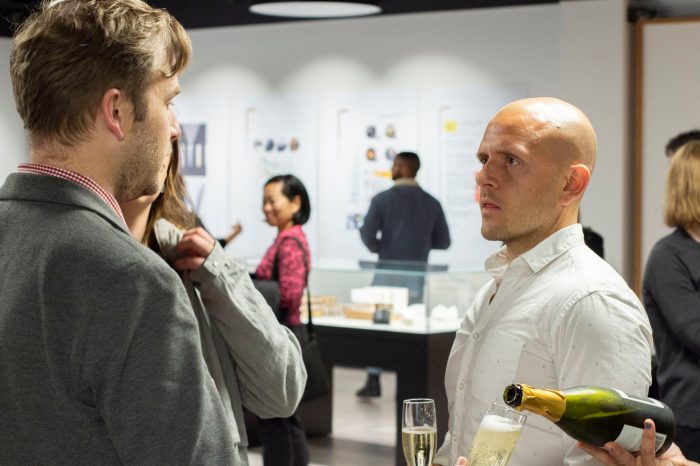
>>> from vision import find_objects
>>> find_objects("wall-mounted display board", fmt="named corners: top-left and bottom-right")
top-left (179, 85), bottom-right (528, 269)
top-left (176, 95), bottom-right (233, 238)
top-left (318, 89), bottom-right (419, 263)
top-left (317, 85), bottom-right (528, 270)
top-left (426, 85), bottom-right (528, 269)
top-left (228, 93), bottom-right (319, 259)
top-left (635, 17), bottom-right (700, 290)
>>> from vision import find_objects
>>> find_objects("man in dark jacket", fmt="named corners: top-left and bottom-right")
top-left (357, 151), bottom-right (451, 396)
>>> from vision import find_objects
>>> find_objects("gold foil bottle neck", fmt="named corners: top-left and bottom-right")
top-left (508, 383), bottom-right (566, 422)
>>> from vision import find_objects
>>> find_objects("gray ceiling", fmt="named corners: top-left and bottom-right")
top-left (0, 0), bottom-right (697, 38)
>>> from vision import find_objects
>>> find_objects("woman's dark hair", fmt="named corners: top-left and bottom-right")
top-left (265, 174), bottom-right (311, 226)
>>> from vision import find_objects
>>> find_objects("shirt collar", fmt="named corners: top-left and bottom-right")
top-left (485, 224), bottom-right (585, 281)
top-left (394, 178), bottom-right (419, 187)
top-left (17, 163), bottom-right (125, 225)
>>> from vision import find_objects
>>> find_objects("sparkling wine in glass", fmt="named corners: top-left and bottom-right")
top-left (467, 402), bottom-right (527, 466)
top-left (402, 398), bottom-right (437, 466)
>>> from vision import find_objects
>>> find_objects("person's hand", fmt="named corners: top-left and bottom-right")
top-left (174, 227), bottom-right (216, 271)
top-left (222, 222), bottom-right (242, 245)
top-left (577, 419), bottom-right (692, 466)
top-left (231, 222), bottom-right (242, 236)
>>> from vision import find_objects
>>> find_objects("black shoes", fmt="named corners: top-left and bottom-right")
top-left (356, 373), bottom-right (381, 397)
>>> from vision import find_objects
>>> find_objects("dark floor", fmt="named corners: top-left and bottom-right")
top-left (249, 367), bottom-right (397, 465)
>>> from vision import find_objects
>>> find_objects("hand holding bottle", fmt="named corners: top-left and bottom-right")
top-left (503, 383), bottom-right (676, 455)
top-left (577, 420), bottom-right (696, 466)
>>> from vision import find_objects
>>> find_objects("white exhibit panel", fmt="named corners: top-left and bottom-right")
top-left (319, 89), bottom-right (418, 262)
top-left (227, 93), bottom-right (319, 260)
top-left (426, 84), bottom-right (529, 269)
top-left (641, 20), bottom-right (700, 276)
top-left (176, 94), bottom-right (233, 238)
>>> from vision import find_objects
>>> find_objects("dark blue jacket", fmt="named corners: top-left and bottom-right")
top-left (359, 180), bottom-right (450, 262)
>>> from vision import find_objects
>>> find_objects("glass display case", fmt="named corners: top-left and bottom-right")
top-left (293, 259), bottom-right (491, 464)
top-left (305, 257), bottom-right (491, 333)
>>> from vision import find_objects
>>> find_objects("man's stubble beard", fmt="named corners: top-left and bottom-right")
top-left (113, 120), bottom-right (164, 203)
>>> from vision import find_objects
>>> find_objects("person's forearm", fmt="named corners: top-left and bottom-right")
top-left (192, 246), bottom-right (306, 416)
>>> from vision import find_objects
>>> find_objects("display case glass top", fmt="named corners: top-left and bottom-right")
top-left (306, 258), bottom-right (490, 333)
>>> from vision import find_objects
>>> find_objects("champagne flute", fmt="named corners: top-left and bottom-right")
top-left (402, 398), bottom-right (437, 466)
top-left (467, 401), bottom-right (526, 466)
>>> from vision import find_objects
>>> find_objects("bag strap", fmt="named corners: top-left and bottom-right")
top-left (276, 235), bottom-right (315, 339)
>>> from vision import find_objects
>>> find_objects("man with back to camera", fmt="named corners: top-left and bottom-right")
top-left (433, 98), bottom-right (653, 466)
top-left (0, 1), bottom-right (239, 463)
top-left (357, 151), bottom-right (451, 397)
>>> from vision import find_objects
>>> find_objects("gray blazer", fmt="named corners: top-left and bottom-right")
top-left (154, 219), bottom-right (307, 464)
top-left (0, 173), bottom-right (236, 464)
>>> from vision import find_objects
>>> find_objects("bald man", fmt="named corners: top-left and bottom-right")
top-left (434, 98), bottom-right (653, 466)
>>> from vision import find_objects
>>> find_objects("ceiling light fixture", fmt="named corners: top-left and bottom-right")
top-left (249, 1), bottom-right (381, 19)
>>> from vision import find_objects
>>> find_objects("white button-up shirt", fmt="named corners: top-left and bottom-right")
top-left (435, 225), bottom-right (653, 466)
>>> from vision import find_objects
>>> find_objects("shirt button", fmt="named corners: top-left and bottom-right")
top-left (213, 261), bottom-right (219, 267)
top-left (458, 381), bottom-right (465, 391)
top-left (473, 332), bottom-right (480, 340)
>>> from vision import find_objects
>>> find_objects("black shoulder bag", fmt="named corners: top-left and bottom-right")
top-left (252, 236), bottom-right (330, 402)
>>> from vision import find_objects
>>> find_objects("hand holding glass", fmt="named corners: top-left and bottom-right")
top-left (467, 402), bottom-right (526, 466)
top-left (402, 398), bottom-right (437, 466)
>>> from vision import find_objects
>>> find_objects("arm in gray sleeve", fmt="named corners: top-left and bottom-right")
top-left (191, 244), bottom-right (307, 418)
top-left (644, 245), bottom-right (700, 356)
top-left (432, 204), bottom-right (451, 250)
top-left (359, 197), bottom-right (382, 253)
top-left (84, 259), bottom-right (237, 464)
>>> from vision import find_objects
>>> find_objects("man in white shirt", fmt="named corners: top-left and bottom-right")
top-left (434, 97), bottom-right (653, 466)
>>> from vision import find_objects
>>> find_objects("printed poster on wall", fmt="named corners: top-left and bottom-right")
top-left (176, 94), bottom-right (232, 238)
top-left (426, 84), bottom-right (529, 269)
top-left (319, 89), bottom-right (419, 262)
top-left (227, 93), bottom-right (318, 261)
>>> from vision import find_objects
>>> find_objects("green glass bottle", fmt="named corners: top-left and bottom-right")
top-left (503, 383), bottom-right (676, 456)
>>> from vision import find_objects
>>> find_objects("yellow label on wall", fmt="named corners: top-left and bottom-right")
top-left (444, 120), bottom-right (458, 132)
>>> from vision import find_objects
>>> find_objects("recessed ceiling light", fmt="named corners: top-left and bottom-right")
top-left (249, 1), bottom-right (381, 19)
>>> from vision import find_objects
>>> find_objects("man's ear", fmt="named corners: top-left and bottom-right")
top-left (561, 164), bottom-right (590, 205)
top-left (98, 89), bottom-right (128, 141)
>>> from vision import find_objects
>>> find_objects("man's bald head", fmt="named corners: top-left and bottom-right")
top-left (490, 97), bottom-right (597, 174)
top-left (476, 97), bottom-right (597, 257)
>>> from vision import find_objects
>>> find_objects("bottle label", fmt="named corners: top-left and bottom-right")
top-left (614, 425), bottom-right (667, 453)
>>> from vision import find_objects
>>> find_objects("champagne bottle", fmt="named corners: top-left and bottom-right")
top-left (503, 383), bottom-right (676, 455)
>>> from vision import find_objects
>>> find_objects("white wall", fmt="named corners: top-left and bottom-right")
top-left (559, 0), bottom-right (631, 278)
top-left (640, 19), bottom-right (700, 283)
top-left (180, 0), bottom-right (630, 277)
top-left (0, 38), bottom-right (28, 177)
top-left (0, 0), bottom-right (632, 279)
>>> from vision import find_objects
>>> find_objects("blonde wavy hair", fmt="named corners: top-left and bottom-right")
top-left (664, 140), bottom-right (700, 231)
